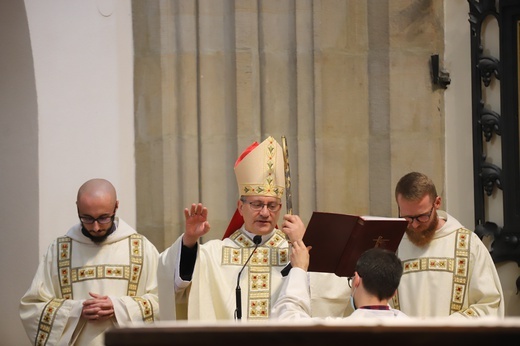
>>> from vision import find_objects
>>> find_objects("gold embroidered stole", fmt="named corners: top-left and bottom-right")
top-left (392, 228), bottom-right (475, 316)
top-left (222, 229), bottom-right (289, 319)
top-left (57, 234), bottom-right (144, 298)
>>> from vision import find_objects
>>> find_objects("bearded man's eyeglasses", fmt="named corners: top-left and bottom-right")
top-left (399, 205), bottom-right (434, 224)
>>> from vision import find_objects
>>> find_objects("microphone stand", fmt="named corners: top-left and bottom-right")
top-left (235, 235), bottom-right (262, 320)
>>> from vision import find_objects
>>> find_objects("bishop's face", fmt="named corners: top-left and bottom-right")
top-left (238, 196), bottom-right (282, 236)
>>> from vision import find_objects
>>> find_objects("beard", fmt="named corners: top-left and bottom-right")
top-left (405, 211), bottom-right (438, 247)
top-left (81, 223), bottom-right (115, 244)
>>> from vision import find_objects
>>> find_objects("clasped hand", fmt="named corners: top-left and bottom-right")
top-left (82, 292), bottom-right (114, 321)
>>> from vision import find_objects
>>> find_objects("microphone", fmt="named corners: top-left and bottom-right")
top-left (235, 235), bottom-right (262, 320)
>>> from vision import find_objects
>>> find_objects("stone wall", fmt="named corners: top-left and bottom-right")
top-left (133, 0), bottom-right (445, 250)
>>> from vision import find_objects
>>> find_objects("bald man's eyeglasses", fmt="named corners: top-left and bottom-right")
top-left (79, 214), bottom-right (115, 224)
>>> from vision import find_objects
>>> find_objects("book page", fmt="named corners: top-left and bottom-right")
top-left (360, 215), bottom-right (407, 221)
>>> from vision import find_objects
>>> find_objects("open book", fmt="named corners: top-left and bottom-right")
top-left (302, 211), bottom-right (408, 277)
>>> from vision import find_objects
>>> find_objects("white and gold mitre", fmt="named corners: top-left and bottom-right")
top-left (234, 136), bottom-right (285, 199)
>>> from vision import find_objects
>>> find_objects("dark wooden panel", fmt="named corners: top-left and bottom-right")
top-left (105, 322), bottom-right (520, 346)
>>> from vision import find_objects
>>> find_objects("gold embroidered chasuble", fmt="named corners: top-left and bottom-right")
top-left (158, 227), bottom-right (353, 321)
top-left (393, 228), bottom-right (472, 315)
top-left (391, 211), bottom-right (504, 318)
top-left (222, 229), bottom-right (289, 319)
top-left (19, 219), bottom-right (159, 346)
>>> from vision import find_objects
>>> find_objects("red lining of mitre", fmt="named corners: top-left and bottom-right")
top-left (221, 141), bottom-right (259, 239)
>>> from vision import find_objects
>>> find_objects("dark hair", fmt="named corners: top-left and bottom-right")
top-left (354, 247), bottom-right (403, 301)
top-left (395, 171), bottom-right (437, 202)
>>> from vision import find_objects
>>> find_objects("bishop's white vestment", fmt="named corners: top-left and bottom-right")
top-left (158, 227), bottom-right (350, 321)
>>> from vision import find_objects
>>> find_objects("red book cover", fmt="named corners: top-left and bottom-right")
top-left (302, 211), bottom-right (407, 277)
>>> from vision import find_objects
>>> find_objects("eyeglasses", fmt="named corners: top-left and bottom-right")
top-left (79, 214), bottom-right (115, 225)
top-left (347, 273), bottom-right (362, 288)
top-left (400, 205), bottom-right (434, 224)
top-left (242, 199), bottom-right (282, 212)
